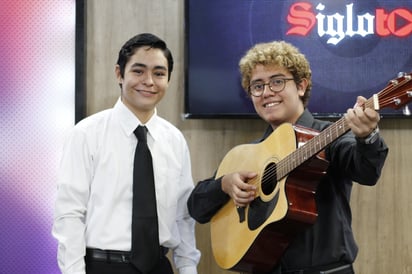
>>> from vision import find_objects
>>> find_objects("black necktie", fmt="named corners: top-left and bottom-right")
top-left (131, 125), bottom-right (160, 273)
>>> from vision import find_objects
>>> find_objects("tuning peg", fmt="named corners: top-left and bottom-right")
top-left (403, 105), bottom-right (411, 116)
top-left (397, 71), bottom-right (412, 80)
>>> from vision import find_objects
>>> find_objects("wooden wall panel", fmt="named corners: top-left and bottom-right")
top-left (351, 119), bottom-right (412, 274)
top-left (86, 1), bottom-right (412, 273)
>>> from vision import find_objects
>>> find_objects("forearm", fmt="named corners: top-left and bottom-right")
top-left (352, 136), bottom-right (388, 184)
top-left (172, 213), bottom-right (200, 273)
top-left (329, 134), bottom-right (388, 185)
top-left (52, 216), bottom-right (86, 274)
top-left (187, 176), bottom-right (230, 223)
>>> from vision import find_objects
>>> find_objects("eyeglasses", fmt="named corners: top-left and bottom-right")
top-left (248, 78), bottom-right (294, 97)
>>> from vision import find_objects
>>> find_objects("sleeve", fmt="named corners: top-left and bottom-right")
top-left (52, 128), bottom-right (92, 274)
top-left (187, 175), bottom-right (231, 224)
top-left (327, 131), bottom-right (388, 186)
top-left (172, 141), bottom-right (201, 274)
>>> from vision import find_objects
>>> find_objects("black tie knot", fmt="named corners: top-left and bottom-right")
top-left (134, 125), bottom-right (147, 143)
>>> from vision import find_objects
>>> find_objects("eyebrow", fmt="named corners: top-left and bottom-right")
top-left (251, 73), bottom-right (286, 83)
top-left (130, 62), bottom-right (167, 71)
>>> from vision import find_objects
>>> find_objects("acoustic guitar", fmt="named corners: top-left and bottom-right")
top-left (210, 72), bottom-right (412, 273)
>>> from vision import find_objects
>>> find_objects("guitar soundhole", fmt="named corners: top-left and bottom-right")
top-left (261, 162), bottom-right (277, 195)
top-left (248, 161), bottom-right (279, 230)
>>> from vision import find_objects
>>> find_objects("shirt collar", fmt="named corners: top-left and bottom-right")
top-left (295, 108), bottom-right (315, 128)
top-left (114, 97), bottom-right (160, 142)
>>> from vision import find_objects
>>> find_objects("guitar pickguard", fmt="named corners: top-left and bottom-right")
top-left (248, 190), bottom-right (279, 230)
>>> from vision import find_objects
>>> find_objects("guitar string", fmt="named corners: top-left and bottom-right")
top-left (258, 117), bottom-right (348, 188)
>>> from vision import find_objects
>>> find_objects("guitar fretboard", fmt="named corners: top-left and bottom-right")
top-left (276, 118), bottom-right (349, 179)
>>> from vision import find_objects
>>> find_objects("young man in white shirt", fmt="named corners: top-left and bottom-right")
top-left (53, 33), bottom-right (200, 274)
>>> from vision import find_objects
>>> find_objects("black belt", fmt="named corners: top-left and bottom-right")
top-left (85, 247), bottom-right (169, 264)
top-left (283, 263), bottom-right (354, 274)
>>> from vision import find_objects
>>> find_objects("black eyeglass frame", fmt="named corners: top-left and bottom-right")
top-left (248, 78), bottom-right (295, 97)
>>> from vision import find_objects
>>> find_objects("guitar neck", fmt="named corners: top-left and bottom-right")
top-left (277, 117), bottom-right (350, 179)
top-left (277, 95), bottom-right (383, 179)
top-left (275, 69), bottom-right (412, 180)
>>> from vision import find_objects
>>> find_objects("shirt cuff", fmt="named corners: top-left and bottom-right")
top-left (59, 258), bottom-right (85, 274)
top-left (178, 265), bottom-right (198, 274)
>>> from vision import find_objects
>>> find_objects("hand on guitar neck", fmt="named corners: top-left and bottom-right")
top-left (221, 171), bottom-right (258, 208)
top-left (345, 96), bottom-right (381, 139)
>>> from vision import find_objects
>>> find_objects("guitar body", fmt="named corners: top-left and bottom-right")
top-left (210, 123), bottom-right (329, 273)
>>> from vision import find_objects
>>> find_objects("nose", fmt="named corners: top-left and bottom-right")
top-left (262, 84), bottom-right (273, 97)
top-left (142, 73), bottom-right (154, 86)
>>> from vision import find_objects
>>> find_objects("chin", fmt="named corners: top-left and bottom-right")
top-left (265, 115), bottom-right (283, 126)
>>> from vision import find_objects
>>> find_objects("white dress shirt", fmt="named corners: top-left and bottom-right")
top-left (52, 98), bottom-right (200, 274)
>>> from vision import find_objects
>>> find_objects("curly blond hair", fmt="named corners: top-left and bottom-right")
top-left (239, 41), bottom-right (312, 107)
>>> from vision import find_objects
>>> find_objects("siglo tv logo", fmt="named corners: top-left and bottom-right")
top-left (286, 2), bottom-right (412, 45)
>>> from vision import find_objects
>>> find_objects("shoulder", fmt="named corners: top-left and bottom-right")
top-left (155, 116), bottom-right (186, 141)
top-left (67, 108), bottom-right (114, 144)
top-left (74, 109), bottom-right (113, 131)
top-left (312, 117), bottom-right (333, 131)
top-left (298, 109), bottom-right (332, 131)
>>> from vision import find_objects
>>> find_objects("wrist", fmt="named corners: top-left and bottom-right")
top-left (357, 126), bottom-right (380, 144)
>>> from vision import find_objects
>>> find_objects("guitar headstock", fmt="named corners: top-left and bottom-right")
top-left (377, 72), bottom-right (412, 112)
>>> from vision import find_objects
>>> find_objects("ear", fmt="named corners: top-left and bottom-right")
top-left (297, 78), bottom-right (308, 96)
top-left (115, 65), bottom-right (123, 85)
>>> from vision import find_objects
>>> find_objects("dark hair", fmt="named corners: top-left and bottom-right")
top-left (116, 33), bottom-right (174, 81)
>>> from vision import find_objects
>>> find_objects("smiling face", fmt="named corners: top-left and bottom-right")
top-left (239, 41), bottom-right (313, 127)
top-left (250, 64), bottom-right (307, 128)
top-left (115, 46), bottom-right (169, 123)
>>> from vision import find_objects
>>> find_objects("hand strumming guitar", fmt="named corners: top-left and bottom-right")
top-left (221, 171), bottom-right (257, 208)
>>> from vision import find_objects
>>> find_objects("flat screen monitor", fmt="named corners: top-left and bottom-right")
top-left (185, 0), bottom-right (412, 118)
